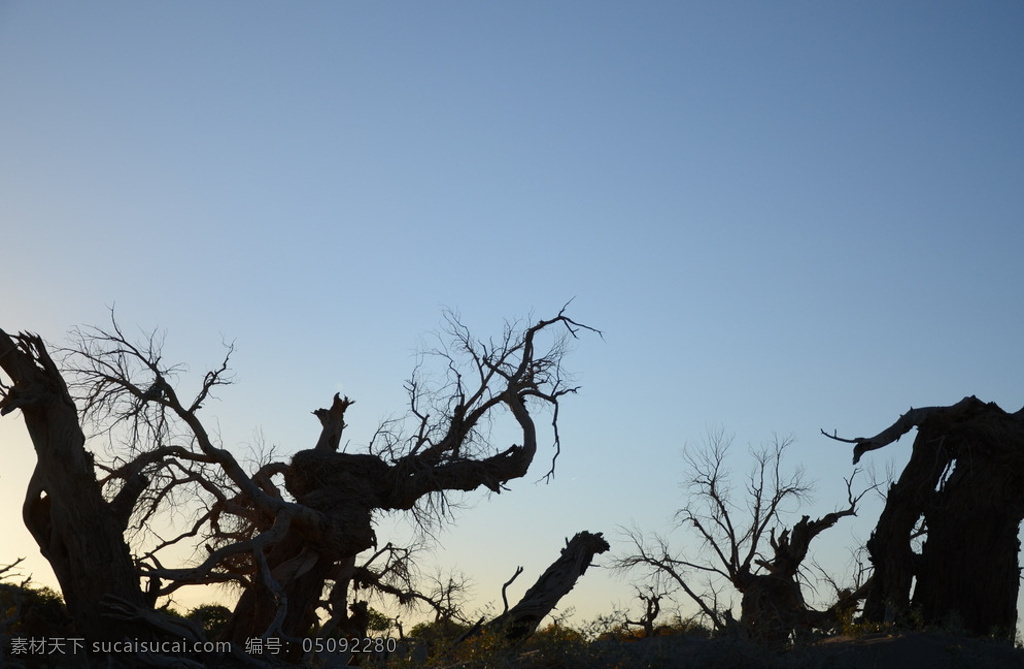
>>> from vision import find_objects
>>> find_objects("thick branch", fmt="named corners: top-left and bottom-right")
top-left (383, 441), bottom-right (534, 510)
top-left (143, 508), bottom-right (297, 595)
top-left (823, 396), bottom-right (986, 464)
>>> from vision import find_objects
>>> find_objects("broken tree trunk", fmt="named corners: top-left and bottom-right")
top-left (734, 507), bottom-right (860, 643)
top-left (827, 396), bottom-right (1024, 637)
top-left (0, 330), bottom-right (152, 642)
top-left (486, 531), bottom-right (610, 641)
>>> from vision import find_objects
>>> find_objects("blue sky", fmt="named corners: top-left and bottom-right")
top-left (2, 1), bottom-right (1023, 627)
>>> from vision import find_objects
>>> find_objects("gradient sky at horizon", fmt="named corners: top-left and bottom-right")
top-left (2, 1), bottom-right (1023, 628)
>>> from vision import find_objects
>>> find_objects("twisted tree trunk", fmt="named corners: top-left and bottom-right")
top-left (0, 330), bottom-right (150, 642)
top-left (734, 509), bottom-right (860, 643)
top-left (223, 385), bottom-right (553, 652)
top-left (830, 396), bottom-right (1024, 637)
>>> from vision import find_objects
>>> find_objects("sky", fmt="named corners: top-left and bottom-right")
top-left (1, 0), bottom-right (1023, 631)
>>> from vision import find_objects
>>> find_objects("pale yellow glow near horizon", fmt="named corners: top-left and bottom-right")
top-left (0, 417), bottom-right (60, 591)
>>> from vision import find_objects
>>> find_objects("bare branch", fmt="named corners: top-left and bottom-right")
top-left (501, 566), bottom-right (524, 615)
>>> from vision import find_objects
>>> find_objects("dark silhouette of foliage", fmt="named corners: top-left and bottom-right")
top-left (188, 603), bottom-right (232, 641)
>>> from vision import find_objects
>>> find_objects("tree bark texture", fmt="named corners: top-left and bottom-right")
top-left (843, 397), bottom-right (1024, 637)
top-left (0, 330), bottom-right (150, 642)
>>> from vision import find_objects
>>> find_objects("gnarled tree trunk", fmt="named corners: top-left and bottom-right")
top-left (0, 330), bottom-right (150, 642)
top-left (734, 510), bottom-right (866, 643)
top-left (830, 396), bottom-right (1024, 637)
top-left (222, 318), bottom-right (574, 649)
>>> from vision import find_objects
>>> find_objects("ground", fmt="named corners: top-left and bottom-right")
top-left (463, 631), bottom-right (1024, 669)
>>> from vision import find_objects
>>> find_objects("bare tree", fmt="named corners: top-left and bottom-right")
top-left (618, 429), bottom-right (871, 643)
top-left (0, 306), bottom-right (597, 662)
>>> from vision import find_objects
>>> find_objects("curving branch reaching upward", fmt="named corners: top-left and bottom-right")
top-left (219, 306), bottom-right (599, 651)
